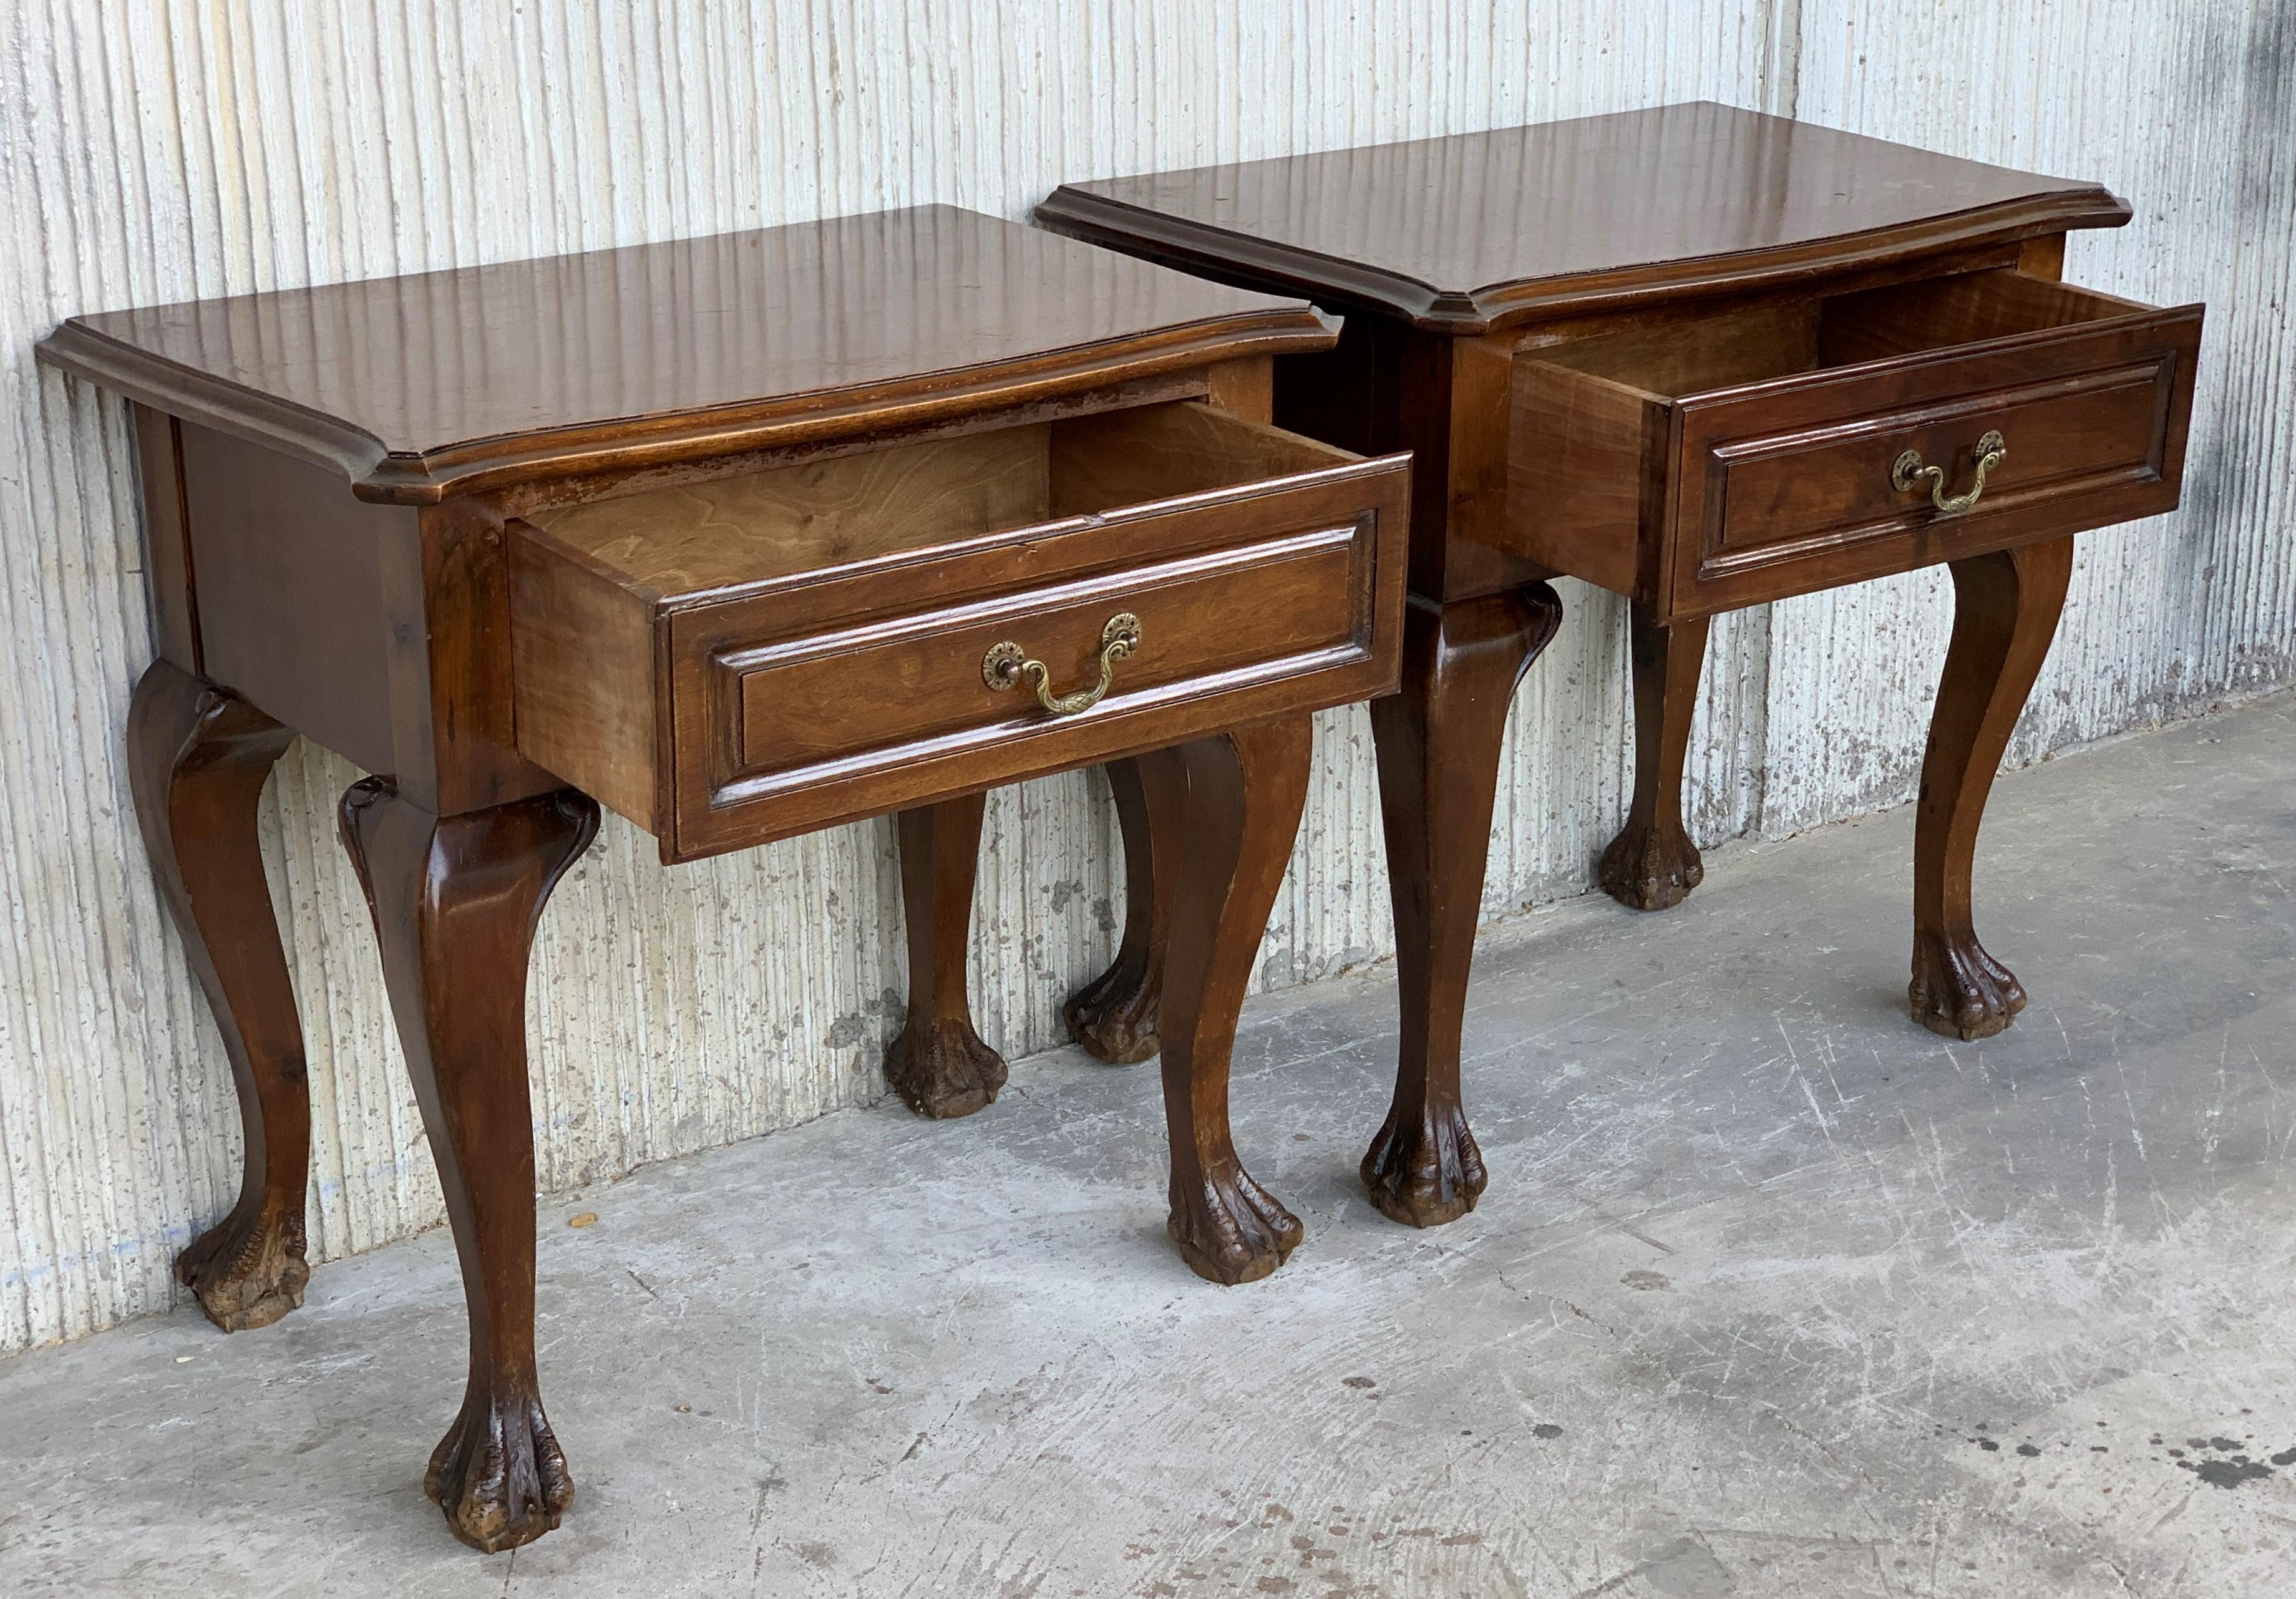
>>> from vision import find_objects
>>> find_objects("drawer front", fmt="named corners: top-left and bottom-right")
top-left (1671, 303), bottom-right (2201, 613)
top-left (668, 470), bottom-right (1404, 859)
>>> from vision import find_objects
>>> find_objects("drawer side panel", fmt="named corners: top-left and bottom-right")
top-left (510, 522), bottom-right (664, 830)
top-left (1504, 356), bottom-right (1655, 598)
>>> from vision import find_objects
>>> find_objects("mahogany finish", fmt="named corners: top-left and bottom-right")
top-left (1599, 608), bottom-right (1711, 913)
top-left (42, 205), bottom-right (1409, 1550)
top-left (509, 402), bottom-right (1406, 861)
top-left (885, 794), bottom-right (1008, 1119)
top-left (339, 779), bottom-right (598, 1554)
top-left (1910, 537), bottom-right (2076, 1039)
top-left (1510, 269), bottom-right (2200, 620)
top-left (1364, 588), bottom-right (1561, 1226)
top-left (1036, 102), bottom-right (2131, 334)
top-left (1042, 102), bottom-right (2202, 1210)
top-left (126, 661), bottom-right (311, 1331)
top-left (45, 207), bottom-right (1337, 502)
top-left (1154, 715), bottom-right (1315, 1283)
top-left (1063, 754), bottom-right (1186, 1063)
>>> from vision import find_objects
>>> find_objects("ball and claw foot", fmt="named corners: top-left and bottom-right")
top-left (426, 1391), bottom-right (575, 1554)
top-left (175, 1208), bottom-right (309, 1332)
top-left (1909, 933), bottom-right (2028, 1041)
top-left (1360, 1101), bottom-right (1487, 1228)
top-left (885, 1018), bottom-right (1009, 1119)
top-left (1167, 1167), bottom-right (1303, 1286)
top-left (1062, 965), bottom-right (1160, 1064)
top-left (1599, 819), bottom-right (1705, 912)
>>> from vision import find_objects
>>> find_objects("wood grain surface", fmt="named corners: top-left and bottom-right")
top-left (37, 206), bottom-right (1337, 501)
top-left (1039, 102), bottom-right (2131, 334)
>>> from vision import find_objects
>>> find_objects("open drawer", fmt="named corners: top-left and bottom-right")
top-left (510, 402), bottom-right (1409, 862)
top-left (1510, 269), bottom-right (2203, 619)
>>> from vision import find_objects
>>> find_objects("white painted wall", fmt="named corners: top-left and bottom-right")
top-left (1, 1), bottom-right (2287, 1353)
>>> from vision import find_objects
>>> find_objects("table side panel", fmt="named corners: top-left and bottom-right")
top-left (177, 422), bottom-right (407, 775)
top-left (131, 405), bottom-right (200, 671)
top-left (1303, 321), bottom-right (1550, 604)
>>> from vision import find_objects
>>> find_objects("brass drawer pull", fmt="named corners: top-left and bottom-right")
top-left (982, 612), bottom-right (1141, 716)
top-left (1892, 430), bottom-right (2007, 516)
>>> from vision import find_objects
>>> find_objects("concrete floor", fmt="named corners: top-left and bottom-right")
top-left (4, 691), bottom-right (2292, 1599)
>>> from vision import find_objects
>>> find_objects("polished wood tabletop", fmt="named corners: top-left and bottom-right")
top-left (43, 204), bottom-right (1336, 501)
top-left (1038, 102), bottom-right (2197, 1254)
top-left (1039, 102), bottom-right (2131, 331)
top-left (39, 202), bottom-right (1408, 1553)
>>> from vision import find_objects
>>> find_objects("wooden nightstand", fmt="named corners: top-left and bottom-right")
top-left (37, 205), bottom-right (1411, 1550)
top-left (1041, 102), bottom-right (2201, 1220)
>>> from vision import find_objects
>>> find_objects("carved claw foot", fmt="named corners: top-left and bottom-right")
top-left (1063, 960), bottom-right (1160, 1064)
top-left (1167, 1165), bottom-right (1302, 1285)
top-left (1360, 1099), bottom-right (1487, 1228)
top-left (1909, 932), bottom-right (2028, 1041)
top-left (175, 1205), bottom-right (309, 1332)
top-left (1598, 819), bottom-right (1705, 911)
top-left (885, 1018), bottom-right (1008, 1119)
top-left (426, 1388), bottom-right (575, 1554)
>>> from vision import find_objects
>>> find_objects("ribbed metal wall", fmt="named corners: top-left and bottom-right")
top-left (1, 1), bottom-right (2284, 1353)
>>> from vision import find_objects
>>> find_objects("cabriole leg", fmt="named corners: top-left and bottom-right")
top-left (886, 794), bottom-right (1008, 1117)
top-left (1910, 537), bottom-right (2075, 1040)
top-left (127, 659), bottom-right (312, 1332)
top-left (1364, 588), bottom-right (1562, 1227)
top-left (1599, 604), bottom-right (1711, 912)
top-left (1063, 756), bottom-right (1187, 1063)
top-left (1157, 715), bottom-right (1315, 1284)
top-left (339, 779), bottom-right (596, 1553)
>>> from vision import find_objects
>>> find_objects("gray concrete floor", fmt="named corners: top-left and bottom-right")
top-left (4, 691), bottom-right (2294, 1599)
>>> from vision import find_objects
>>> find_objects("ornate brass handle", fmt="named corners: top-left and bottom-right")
top-left (981, 612), bottom-right (1141, 717)
top-left (1892, 430), bottom-right (2007, 516)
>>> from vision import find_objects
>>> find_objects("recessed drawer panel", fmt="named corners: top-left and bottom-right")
top-left (1509, 270), bottom-right (2204, 619)
top-left (1701, 361), bottom-right (2168, 571)
top-left (510, 402), bottom-right (1409, 862)
top-left (718, 523), bottom-right (1363, 779)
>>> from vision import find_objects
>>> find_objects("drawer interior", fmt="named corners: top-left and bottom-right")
top-left (1525, 270), bottom-right (2152, 402)
top-left (1507, 266), bottom-right (2199, 615)
top-left (511, 400), bottom-right (1401, 850)
top-left (523, 401), bottom-right (1357, 603)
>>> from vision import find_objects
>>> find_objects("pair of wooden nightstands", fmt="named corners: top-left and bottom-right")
top-left (41, 103), bottom-right (2201, 1551)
